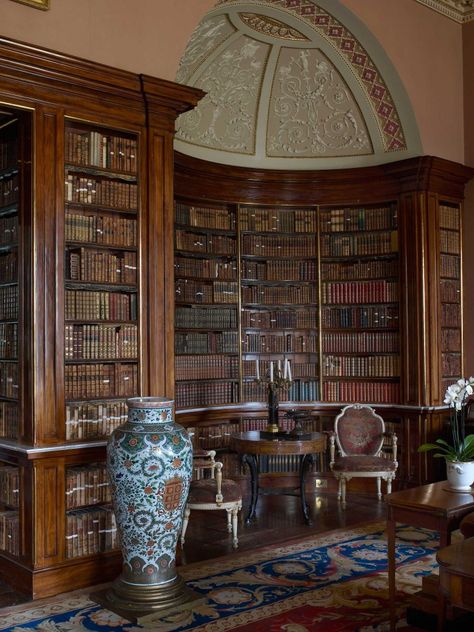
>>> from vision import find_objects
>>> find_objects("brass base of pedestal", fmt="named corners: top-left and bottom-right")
top-left (265, 423), bottom-right (280, 433)
top-left (91, 574), bottom-right (205, 624)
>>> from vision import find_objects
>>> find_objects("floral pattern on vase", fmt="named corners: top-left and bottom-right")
top-left (107, 397), bottom-right (192, 586)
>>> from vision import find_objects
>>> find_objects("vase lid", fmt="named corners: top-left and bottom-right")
top-left (126, 396), bottom-right (174, 409)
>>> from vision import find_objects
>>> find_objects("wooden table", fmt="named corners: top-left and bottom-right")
top-left (386, 481), bottom-right (474, 631)
top-left (437, 537), bottom-right (474, 627)
top-left (229, 430), bottom-right (325, 525)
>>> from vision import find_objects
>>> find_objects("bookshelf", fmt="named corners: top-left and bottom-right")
top-left (0, 459), bottom-right (19, 558)
top-left (439, 202), bottom-right (462, 394)
top-left (65, 462), bottom-right (118, 559)
top-left (0, 37), bottom-right (203, 599)
top-left (240, 205), bottom-right (319, 404)
top-left (64, 121), bottom-right (140, 440)
top-left (319, 204), bottom-right (400, 403)
top-left (0, 112), bottom-right (21, 441)
top-left (174, 200), bottom-right (240, 408)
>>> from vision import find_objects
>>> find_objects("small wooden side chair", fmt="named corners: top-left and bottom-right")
top-left (328, 403), bottom-right (398, 506)
top-left (181, 450), bottom-right (242, 548)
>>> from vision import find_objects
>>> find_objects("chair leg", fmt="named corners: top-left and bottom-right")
top-left (386, 477), bottom-right (392, 495)
top-left (181, 505), bottom-right (190, 547)
top-left (226, 508), bottom-right (232, 533)
top-left (376, 477), bottom-right (382, 499)
top-left (341, 478), bottom-right (347, 507)
top-left (231, 507), bottom-right (239, 548)
top-left (337, 477), bottom-right (342, 501)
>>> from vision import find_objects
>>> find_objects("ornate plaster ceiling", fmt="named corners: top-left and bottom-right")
top-left (414, 0), bottom-right (474, 23)
top-left (175, 0), bottom-right (422, 170)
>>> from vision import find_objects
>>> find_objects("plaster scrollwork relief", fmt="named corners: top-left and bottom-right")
top-left (239, 12), bottom-right (309, 40)
top-left (176, 36), bottom-right (270, 154)
top-left (176, 15), bottom-right (236, 84)
top-left (267, 48), bottom-right (371, 157)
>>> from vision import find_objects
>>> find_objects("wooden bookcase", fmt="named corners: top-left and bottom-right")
top-left (0, 37), bottom-right (203, 599)
top-left (174, 153), bottom-right (473, 493)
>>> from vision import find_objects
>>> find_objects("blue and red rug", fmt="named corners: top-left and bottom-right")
top-left (1, 522), bottom-right (438, 631)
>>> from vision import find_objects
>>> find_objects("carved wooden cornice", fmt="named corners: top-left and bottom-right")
top-left (414, 0), bottom-right (474, 23)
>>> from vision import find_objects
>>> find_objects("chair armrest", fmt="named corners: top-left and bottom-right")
top-left (326, 431), bottom-right (336, 466)
top-left (215, 461), bottom-right (223, 505)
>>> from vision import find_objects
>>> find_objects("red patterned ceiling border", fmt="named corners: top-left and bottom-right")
top-left (216, 0), bottom-right (407, 152)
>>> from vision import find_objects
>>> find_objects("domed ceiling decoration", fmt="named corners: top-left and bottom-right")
top-left (175, 0), bottom-right (422, 169)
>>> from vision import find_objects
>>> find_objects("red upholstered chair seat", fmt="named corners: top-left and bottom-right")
top-left (188, 478), bottom-right (242, 504)
top-left (332, 455), bottom-right (397, 473)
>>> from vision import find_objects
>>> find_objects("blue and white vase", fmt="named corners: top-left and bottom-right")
top-left (98, 396), bottom-right (197, 619)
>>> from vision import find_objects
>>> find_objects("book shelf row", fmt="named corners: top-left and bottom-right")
top-left (64, 363), bottom-right (138, 400)
top-left (323, 354), bottom-right (399, 377)
top-left (319, 231), bottom-right (398, 257)
top-left (241, 308), bottom-right (318, 329)
top-left (175, 331), bottom-right (238, 354)
top-left (0, 173), bottom-right (18, 208)
top-left (0, 323), bottom-right (17, 358)
top-left (321, 280), bottom-right (398, 304)
top-left (65, 400), bottom-right (127, 440)
top-left (66, 505), bottom-right (118, 559)
top-left (0, 510), bottom-right (18, 556)
top-left (321, 305), bottom-right (399, 328)
top-left (0, 401), bottom-right (18, 439)
top-left (175, 354), bottom-right (239, 380)
top-left (323, 381), bottom-right (400, 403)
top-left (175, 306), bottom-right (237, 329)
top-left (0, 464), bottom-right (19, 508)
top-left (65, 289), bottom-right (137, 322)
top-left (241, 284), bottom-right (317, 305)
top-left (65, 175), bottom-right (138, 209)
top-left (0, 362), bottom-right (18, 399)
top-left (241, 234), bottom-right (316, 257)
top-left (321, 259), bottom-right (398, 281)
top-left (242, 332), bottom-right (318, 353)
top-left (64, 324), bottom-right (138, 360)
top-left (174, 256), bottom-right (237, 280)
top-left (175, 279), bottom-right (238, 304)
top-left (175, 230), bottom-right (236, 255)
top-left (65, 128), bottom-right (137, 174)
top-left (322, 331), bottom-right (399, 353)
top-left (66, 463), bottom-right (111, 509)
top-left (320, 206), bottom-right (397, 232)
top-left (0, 285), bottom-right (18, 321)
top-left (65, 212), bottom-right (137, 247)
top-left (239, 207), bottom-right (318, 233)
top-left (0, 252), bottom-right (17, 283)
top-left (0, 216), bottom-right (17, 245)
top-left (242, 259), bottom-right (317, 281)
top-left (67, 248), bottom-right (137, 285)
top-left (175, 203), bottom-right (235, 231)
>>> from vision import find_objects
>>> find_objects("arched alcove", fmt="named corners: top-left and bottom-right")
top-left (175, 0), bottom-right (422, 169)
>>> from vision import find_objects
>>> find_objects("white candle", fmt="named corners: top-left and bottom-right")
top-left (283, 358), bottom-right (288, 379)
top-left (287, 361), bottom-right (292, 382)
top-left (269, 361), bottom-right (274, 383)
top-left (277, 360), bottom-right (281, 376)
top-left (256, 359), bottom-right (260, 380)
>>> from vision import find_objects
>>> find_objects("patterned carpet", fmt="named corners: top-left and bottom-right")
top-left (0, 522), bottom-right (438, 631)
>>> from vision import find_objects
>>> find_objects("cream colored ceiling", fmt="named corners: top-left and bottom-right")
top-left (175, 0), bottom-right (422, 170)
top-left (415, 0), bottom-right (474, 23)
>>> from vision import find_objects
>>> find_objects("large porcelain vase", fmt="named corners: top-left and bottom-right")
top-left (94, 397), bottom-right (199, 621)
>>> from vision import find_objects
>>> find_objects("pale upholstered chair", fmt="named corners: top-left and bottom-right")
top-left (328, 403), bottom-right (398, 506)
top-left (181, 450), bottom-right (242, 548)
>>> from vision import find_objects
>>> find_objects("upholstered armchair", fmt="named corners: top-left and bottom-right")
top-left (328, 403), bottom-right (398, 506)
top-left (181, 449), bottom-right (242, 549)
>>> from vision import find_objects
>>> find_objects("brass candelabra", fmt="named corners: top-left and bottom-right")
top-left (255, 360), bottom-right (292, 433)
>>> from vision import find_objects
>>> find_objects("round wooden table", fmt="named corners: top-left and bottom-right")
top-left (229, 430), bottom-right (325, 525)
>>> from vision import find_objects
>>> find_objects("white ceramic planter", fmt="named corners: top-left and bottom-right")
top-left (446, 459), bottom-right (474, 491)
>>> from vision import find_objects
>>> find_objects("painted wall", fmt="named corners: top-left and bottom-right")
top-left (0, 0), bottom-right (467, 165)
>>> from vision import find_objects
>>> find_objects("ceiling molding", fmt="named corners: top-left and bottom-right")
top-left (414, 0), bottom-right (474, 23)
